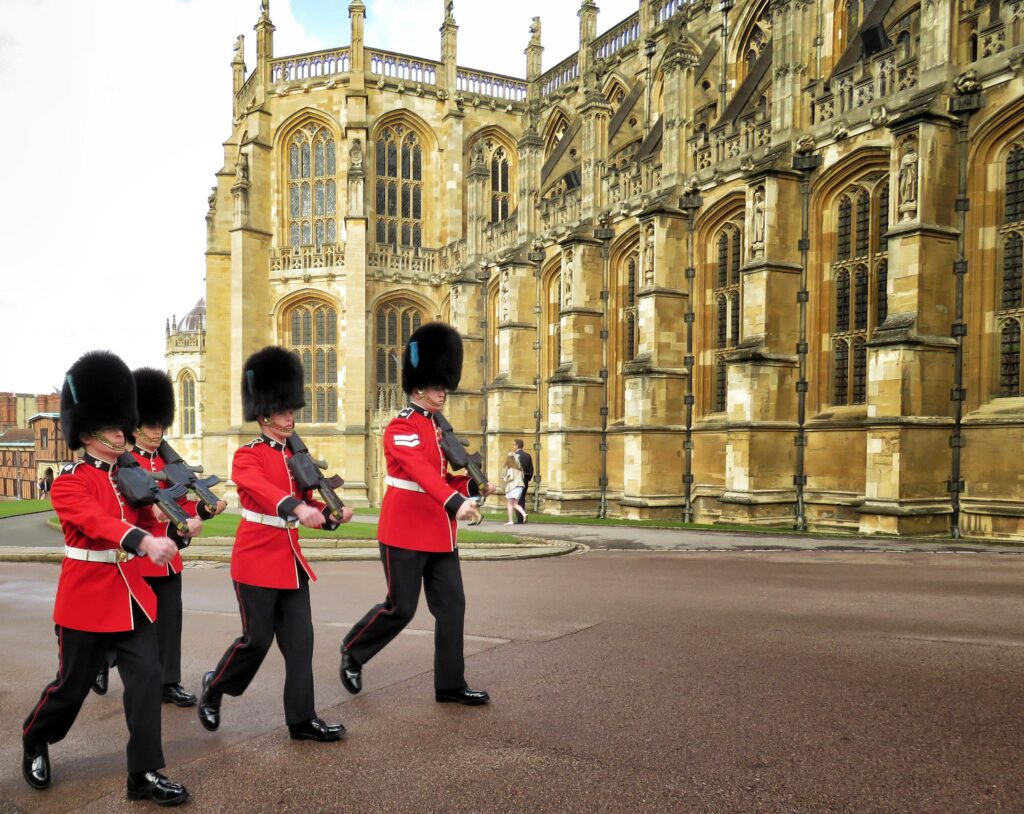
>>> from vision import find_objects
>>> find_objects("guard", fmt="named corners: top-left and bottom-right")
top-left (198, 346), bottom-right (352, 741)
top-left (339, 322), bottom-right (497, 705)
top-left (20, 350), bottom-right (189, 806)
top-left (130, 367), bottom-right (226, 707)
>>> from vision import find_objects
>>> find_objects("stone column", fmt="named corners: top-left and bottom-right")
top-left (660, 40), bottom-right (699, 188)
top-left (859, 112), bottom-right (960, 535)
top-left (254, 3), bottom-right (274, 87)
top-left (545, 237), bottom-right (605, 514)
top-left (718, 171), bottom-right (804, 525)
top-left (486, 259), bottom-right (538, 470)
top-left (578, 89), bottom-right (612, 221)
top-left (231, 35), bottom-right (246, 95)
top-left (620, 205), bottom-right (690, 519)
top-left (466, 143), bottom-right (489, 259)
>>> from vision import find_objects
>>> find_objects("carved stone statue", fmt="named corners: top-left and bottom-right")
top-left (233, 35), bottom-right (244, 62)
top-left (207, 186), bottom-right (217, 214)
top-left (529, 16), bottom-right (541, 46)
top-left (349, 138), bottom-right (364, 175)
top-left (445, 0), bottom-right (455, 23)
top-left (953, 69), bottom-right (981, 95)
top-left (471, 142), bottom-right (486, 169)
top-left (643, 225), bottom-right (655, 286)
top-left (561, 249), bottom-right (573, 306)
top-left (898, 141), bottom-right (919, 219)
top-left (752, 186), bottom-right (766, 249)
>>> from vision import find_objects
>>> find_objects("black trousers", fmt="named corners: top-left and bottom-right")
top-left (144, 571), bottom-right (183, 685)
top-left (208, 571), bottom-right (316, 726)
top-left (343, 543), bottom-right (466, 690)
top-left (22, 604), bottom-right (164, 773)
top-left (515, 484), bottom-right (530, 523)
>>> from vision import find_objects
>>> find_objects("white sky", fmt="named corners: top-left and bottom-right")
top-left (0, 0), bottom-right (638, 394)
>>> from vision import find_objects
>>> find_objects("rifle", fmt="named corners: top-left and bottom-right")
top-left (285, 432), bottom-right (346, 523)
top-left (115, 453), bottom-right (191, 537)
top-left (433, 412), bottom-right (489, 507)
top-left (155, 440), bottom-right (222, 515)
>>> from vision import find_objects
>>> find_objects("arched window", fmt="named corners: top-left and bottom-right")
top-left (715, 359), bottom-right (728, 413)
top-left (716, 295), bottom-right (728, 349)
top-left (490, 147), bottom-right (511, 223)
top-left (1000, 319), bottom-right (1021, 397)
top-left (373, 300), bottom-right (425, 412)
top-left (285, 300), bottom-right (338, 423)
top-left (624, 254), bottom-right (640, 361)
top-left (179, 372), bottom-right (196, 436)
top-left (375, 125), bottom-right (423, 248)
top-left (996, 147), bottom-right (1024, 398)
top-left (710, 220), bottom-right (743, 412)
top-left (288, 125), bottom-right (336, 249)
top-left (831, 178), bottom-right (889, 405)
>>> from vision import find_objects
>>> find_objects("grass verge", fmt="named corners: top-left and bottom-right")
top-left (0, 500), bottom-right (52, 518)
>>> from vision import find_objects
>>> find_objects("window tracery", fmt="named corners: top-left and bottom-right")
top-left (288, 125), bottom-right (337, 249)
top-left (375, 124), bottom-right (423, 248)
top-left (285, 300), bottom-right (338, 423)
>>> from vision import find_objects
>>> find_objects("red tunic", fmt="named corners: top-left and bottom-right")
top-left (377, 404), bottom-right (473, 553)
top-left (230, 435), bottom-right (327, 590)
top-left (50, 456), bottom-right (158, 632)
top-left (128, 446), bottom-right (196, 577)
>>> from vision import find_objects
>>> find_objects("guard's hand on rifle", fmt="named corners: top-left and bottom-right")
top-left (294, 503), bottom-right (326, 529)
top-left (139, 535), bottom-right (178, 566)
top-left (455, 499), bottom-right (482, 525)
top-left (337, 506), bottom-right (354, 524)
top-left (479, 482), bottom-right (499, 498)
top-left (211, 499), bottom-right (227, 516)
top-left (186, 517), bottom-right (203, 538)
top-left (153, 505), bottom-right (168, 523)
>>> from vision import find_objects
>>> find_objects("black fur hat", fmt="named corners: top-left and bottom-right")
top-left (60, 351), bottom-right (138, 450)
top-left (133, 367), bottom-right (175, 429)
top-left (401, 322), bottom-right (463, 395)
top-left (242, 346), bottom-right (305, 422)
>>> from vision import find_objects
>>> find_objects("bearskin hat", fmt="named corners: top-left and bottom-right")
top-left (133, 367), bottom-right (175, 429)
top-left (60, 351), bottom-right (138, 450)
top-left (401, 322), bottom-right (463, 395)
top-left (242, 346), bottom-right (305, 422)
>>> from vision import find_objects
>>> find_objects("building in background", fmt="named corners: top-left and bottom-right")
top-left (170, 0), bottom-right (1024, 540)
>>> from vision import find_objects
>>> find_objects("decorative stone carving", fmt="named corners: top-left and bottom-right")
top-left (561, 248), bottom-right (573, 307)
top-left (643, 224), bottom-right (655, 287)
top-left (751, 185), bottom-right (766, 256)
top-left (232, 151), bottom-right (250, 226)
top-left (450, 283), bottom-right (460, 326)
top-left (898, 139), bottom-right (919, 221)
top-left (529, 16), bottom-right (541, 46)
top-left (233, 35), bottom-right (244, 62)
top-left (952, 69), bottom-right (981, 95)
top-left (348, 138), bottom-right (365, 217)
top-left (499, 269), bottom-right (510, 321)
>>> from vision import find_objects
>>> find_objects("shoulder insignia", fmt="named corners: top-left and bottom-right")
top-left (241, 438), bottom-right (264, 448)
top-left (397, 407), bottom-right (414, 419)
top-left (60, 461), bottom-right (83, 476)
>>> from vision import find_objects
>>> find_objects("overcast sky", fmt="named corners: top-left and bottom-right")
top-left (0, 0), bottom-right (638, 394)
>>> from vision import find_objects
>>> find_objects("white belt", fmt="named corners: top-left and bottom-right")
top-left (64, 546), bottom-right (132, 564)
top-left (385, 476), bottom-right (425, 493)
top-left (241, 508), bottom-right (298, 529)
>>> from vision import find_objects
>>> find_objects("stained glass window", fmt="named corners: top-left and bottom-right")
top-left (288, 125), bottom-right (336, 250)
top-left (286, 301), bottom-right (338, 423)
top-left (375, 125), bottom-right (423, 248)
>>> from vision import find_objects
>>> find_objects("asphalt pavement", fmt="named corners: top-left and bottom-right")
top-left (0, 524), bottom-right (1022, 812)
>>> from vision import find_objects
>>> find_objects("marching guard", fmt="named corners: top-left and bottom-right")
top-left (339, 323), bottom-right (497, 705)
top-left (129, 367), bottom-right (226, 707)
top-left (198, 346), bottom-right (353, 741)
top-left (21, 351), bottom-right (189, 806)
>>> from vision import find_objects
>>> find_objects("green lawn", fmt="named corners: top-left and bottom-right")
top-left (0, 499), bottom-right (52, 518)
top-left (197, 513), bottom-right (518, 544)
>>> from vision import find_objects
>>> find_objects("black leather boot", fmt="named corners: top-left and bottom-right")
top-left (126, 770), bottom-right (189, 806)
top-left (162, 683), bottom-right (198, 707)
top-left (288, 717), bottom-right (346, 742)
top-left (435, 686), bottom-right (490, 706)
top-left (339, 649), bottom-right (362, 694)
top-left (22, 739), bottom-right (50, 790)
top-left (197, 670), bottom-right (221, 732)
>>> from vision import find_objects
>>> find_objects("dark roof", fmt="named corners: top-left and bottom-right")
top-left (831, 0), bottom-right (896, 77)
top-left (0, 428), bottom-right (34, 443)
top-left (719, 40), bottom-right (772, 125)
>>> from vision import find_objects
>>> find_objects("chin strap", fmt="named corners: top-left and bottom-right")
top-left (90, 431), bottom-right (127, 453)
top-left (262, 417), bottom-right (293, 434)
top-left (135, 428), bottom-right (163, 448)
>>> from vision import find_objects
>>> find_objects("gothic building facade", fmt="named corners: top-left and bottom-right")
top-left (168, 0), bottom-right (1024, 538)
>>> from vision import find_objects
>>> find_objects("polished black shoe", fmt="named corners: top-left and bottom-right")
top-left (92, 662), bottom-right (109, 695)
top-left (288, 717), bottom-right (346, 742)
top-left (22, 739), bottom-right (50, 790)
top-left (339, 650), bottom-right (362, 695)
top-left (162, 683), bottom-right (197, 708)
top-left (197, 671), bottom-right (221, 732)
top-left (126, 770), bottom-right (189, 806)
top-left (435, 686), bottom-right (490, 706)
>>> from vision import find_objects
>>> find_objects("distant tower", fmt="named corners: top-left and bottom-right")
top-left (165, 297), bottom-right (207, 462)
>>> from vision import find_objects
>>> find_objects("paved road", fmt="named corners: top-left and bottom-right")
top-left (1, 550), bottom-right (1022, 813)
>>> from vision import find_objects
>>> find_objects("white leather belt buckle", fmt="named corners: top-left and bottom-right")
top-left (64, 546), bottom-right (130, 564)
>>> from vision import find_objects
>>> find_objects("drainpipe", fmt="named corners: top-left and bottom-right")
top-left (679, 188), bottom-right (703, 523)
top-left (595, 222), bottom-right (615, 518)
top-left (792, 148), bottom-right (822, 531)
top-left (948, 84), bottom-right (984, 537)
top-left (528, 245), bottom-right (547, 514)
